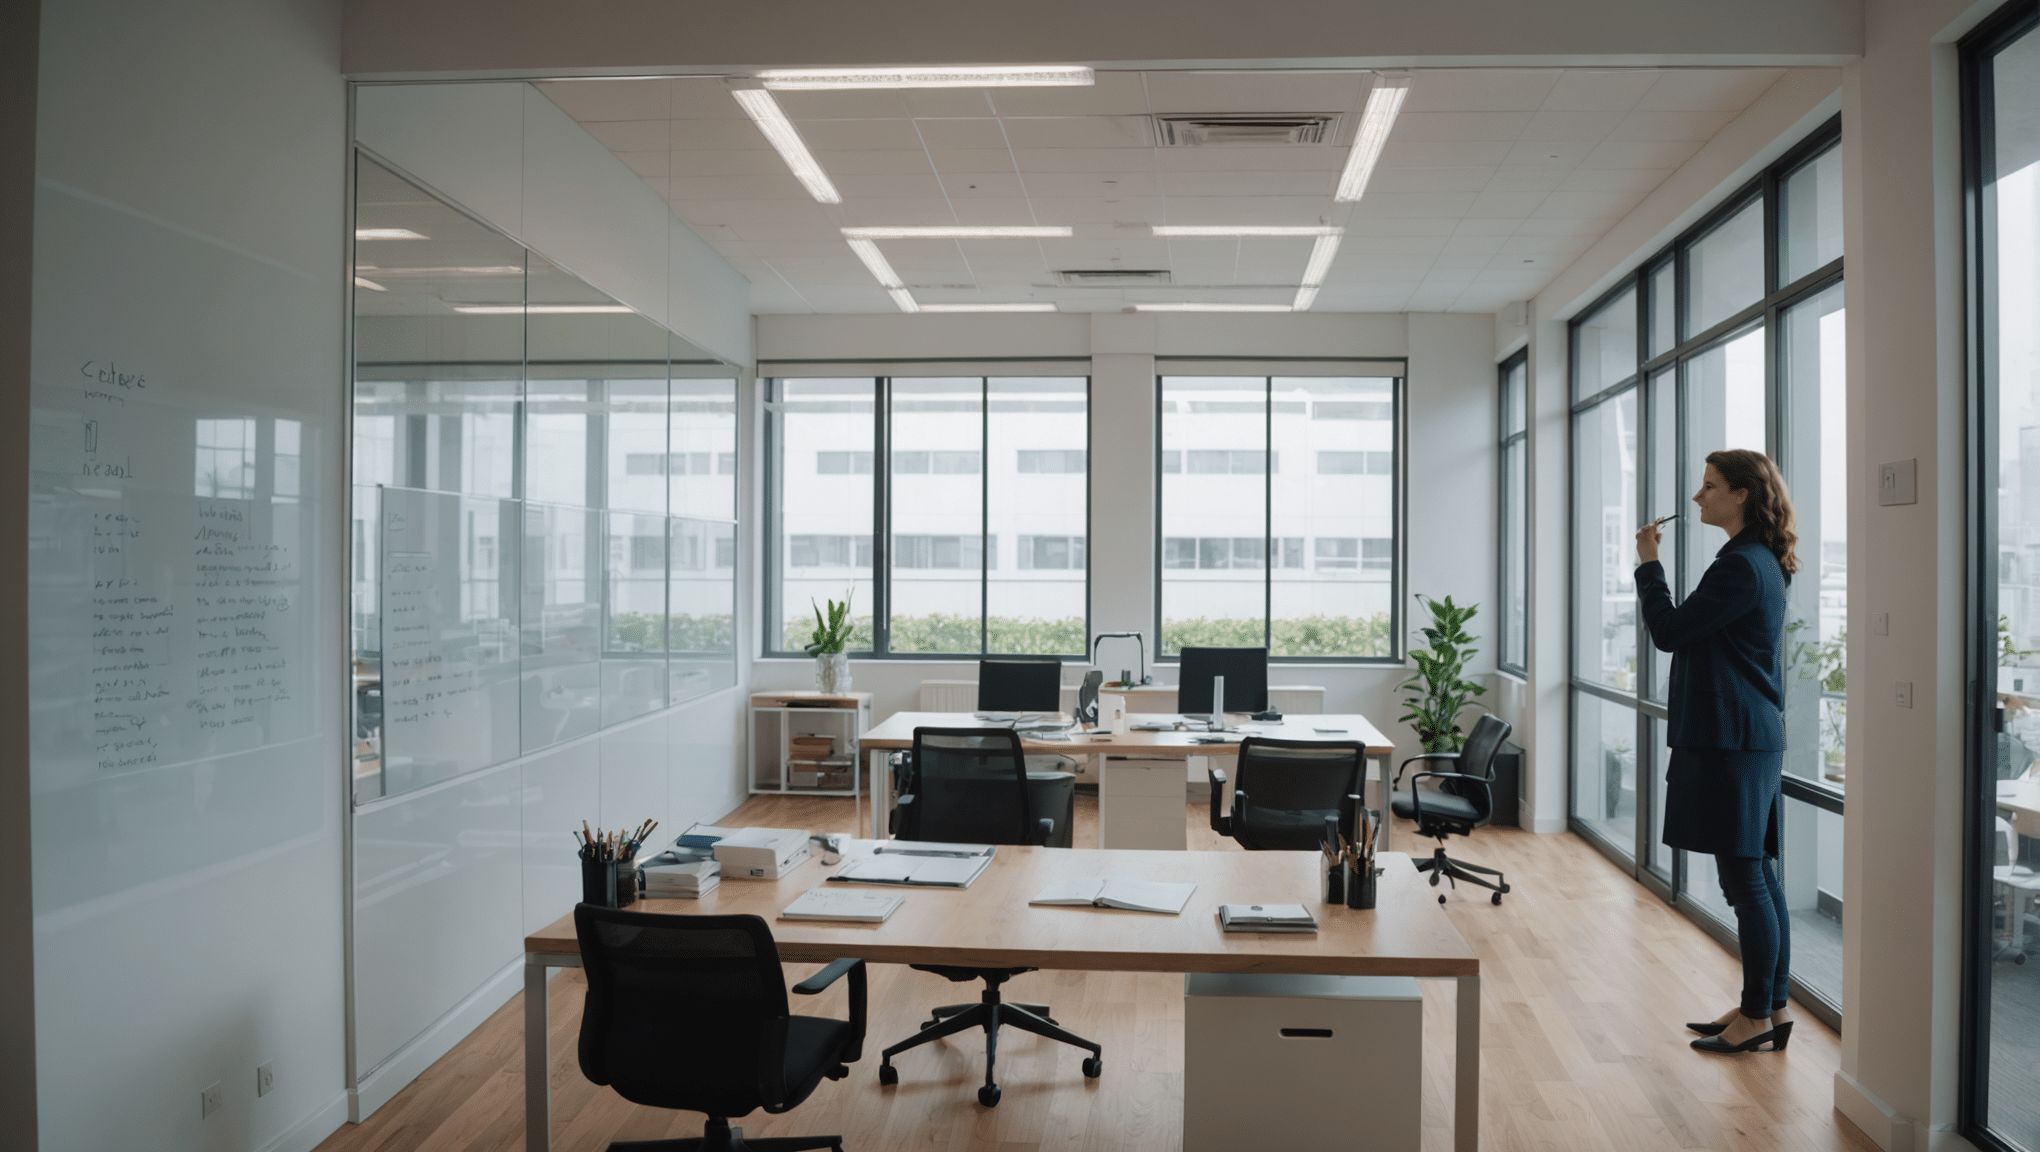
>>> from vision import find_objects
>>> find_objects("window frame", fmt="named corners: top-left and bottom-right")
top-left (1151, 369), bottom-right (1407, 665)
top-left (1498, 348), bottom-right (1529, 677)
top-left (760, 372), bottom-right (1093, 660)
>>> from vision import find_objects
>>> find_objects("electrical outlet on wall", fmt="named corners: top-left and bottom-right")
top-left (257, 1061), bottom-right (273, 1097)
top-left (1895, 681), bottom-right (1913, 708)
top-left (201, 1082), bottom-right (222, 1118)
top-left (1871, 612), bottom-right (1890, 636)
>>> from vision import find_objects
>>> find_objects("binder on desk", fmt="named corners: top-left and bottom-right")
top-left (829, 853), bottom-right (990, 888)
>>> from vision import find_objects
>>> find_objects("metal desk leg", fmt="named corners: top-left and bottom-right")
top-left (525, 952), bottom-right (582, 1152)
top-left (1455, 973), bottom-right (1480, 1152)
top-left (1371, 753), bottom-right (1393, 852)
top-left (867, 747), bottom-right (890, 838)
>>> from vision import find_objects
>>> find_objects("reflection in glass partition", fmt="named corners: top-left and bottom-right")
top-left (521, 501), bottom-right (603, 751)
top-left (604, 510), bottom-right (668, 726)
top-left (672, 518), bottom-right (737, 705)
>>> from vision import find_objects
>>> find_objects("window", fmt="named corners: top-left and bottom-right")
top-left (765, 375), bottom-right (1088, 656)
top-left (1158, 374), bottom-right (1399, 660)
top-left (1499, 350), bottom-right (1528, 675)
top-left (1965, 7), bottom-right (2040, 1148)
top-left (1567, 117), bottom-right (1845, 1026)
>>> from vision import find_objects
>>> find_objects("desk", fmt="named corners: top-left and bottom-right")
top-left (857, 712), bottom-right (1397, 847)
top-left (522, 843), bottom-right (1479, 1152)
top-left (2000, 779), bottom-right (2040, 838)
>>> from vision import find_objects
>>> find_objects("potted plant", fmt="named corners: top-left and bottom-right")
top-left (1397, 594), bottom-right (1487, 752)
top-left (804, 594), bottom-right (860, 693)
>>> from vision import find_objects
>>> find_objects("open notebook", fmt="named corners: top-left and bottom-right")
top-left (828, 853), bottom-right (991, 888)
top-left (780, 888), bottom-right (903, 923)
top-left (1029, 878), bottom-right (1196, 915)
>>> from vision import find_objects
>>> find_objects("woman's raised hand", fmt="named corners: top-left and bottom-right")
top-left (1635, 519), bottom-right (1663, 565)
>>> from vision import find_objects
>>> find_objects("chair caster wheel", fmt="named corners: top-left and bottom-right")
top-left (1439, 894), bottom-right (1448, 905)
top-left (878, 1064), bottom-right (898, 1086)
top-left (1083, 1056), bottom-right (1103, 1078)
top-left (1492, 892), bottom-right (1503, 905)
top-left (978, 1084), bottom-right (1001, 1107)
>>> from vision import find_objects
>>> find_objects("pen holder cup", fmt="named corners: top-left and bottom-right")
top-left (1321, 861), bottom-right (1346, 905)
top-left (1346, 863), bottom-right (1379, 910)
top-left (581, 857), bottom-right (636, 908)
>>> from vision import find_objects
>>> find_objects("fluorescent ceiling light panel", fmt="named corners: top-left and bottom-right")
top-left (730, 88), bottom-right (842, 204)
top-left (451, 304), bottom-right (634, 314)
top-left (355, 228), bottom-right (429, 240)
top-left (358, 264), bottom-right (525, 276)
top-left (1133, 303), bottom-right (1293, 312)
top-left (845, 238), bottom-right (905, 289)
top-left (918, 303), bottom-right (1059, 312)
top-left (1292, 285), bottom-right (1320, 311)
top-left (1299, 235), bottom-right (1342, 288)
top-left (760, 66), bottom-right (1093, 90)
top-left (353, 277), bottom-right (388, 292)
top-left (841, 226), bottom-right (1072, 239)
top-left (888, 288), bottom-right (921, 313)
top-left (1151, 226), bottom-right (1343, 237)
top-left (1334, 73), bottom-right (1411, 203)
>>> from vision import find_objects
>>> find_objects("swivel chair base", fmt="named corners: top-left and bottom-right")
top-left (609, 1116), bottom-right (842, 1152)
top-left (877, 972), bottom-right (1103, 1107)
top-left (1414, 844), bottom-right (1511, 905)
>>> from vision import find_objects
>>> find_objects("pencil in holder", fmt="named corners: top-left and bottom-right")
top-left (581, 856), bottom-right (621, 908)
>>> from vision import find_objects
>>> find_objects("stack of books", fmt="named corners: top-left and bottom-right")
top-left (641, 859), bottom-right (720, 899)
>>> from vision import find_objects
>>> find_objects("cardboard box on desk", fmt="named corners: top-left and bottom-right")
top-left (713, 827), bottom-right (812, 879)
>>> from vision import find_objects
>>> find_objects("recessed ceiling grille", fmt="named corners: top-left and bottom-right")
top-left (1152, 114), bottom-right (1340, 147)
top-left (1054, 269), bottom-right (1174, 286)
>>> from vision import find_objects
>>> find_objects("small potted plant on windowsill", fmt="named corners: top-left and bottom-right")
top-left (805, 594), bottom-right (860, 693)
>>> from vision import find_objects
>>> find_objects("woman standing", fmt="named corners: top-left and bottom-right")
top-left (1634, 448), bottom-right (1798, 1055)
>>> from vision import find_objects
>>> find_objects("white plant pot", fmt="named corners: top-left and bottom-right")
top-left (814, 652), bottom-right (851, 693)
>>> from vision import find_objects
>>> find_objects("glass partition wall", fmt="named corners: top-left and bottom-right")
top-left (350, 155), bottom-right (738, 804)
top-left (1965, 4), bottom-right (2040, 1148)
top-left (1568, 118), bottom-right (1846, 1024)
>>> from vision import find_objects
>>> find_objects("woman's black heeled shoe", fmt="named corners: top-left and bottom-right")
top-left (1691, 1020), bottom-right (1793, 1053)
top-left (1686, 1020), bottom-right (1728, 1036)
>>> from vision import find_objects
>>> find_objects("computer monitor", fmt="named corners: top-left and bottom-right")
top-left (1176, 646), bottom-right (1268, 717)
top-left (977, 657), bottom-right (1062, 714)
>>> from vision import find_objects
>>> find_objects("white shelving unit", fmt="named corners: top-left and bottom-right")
top-left (748, 691), bottom-right (873, 798)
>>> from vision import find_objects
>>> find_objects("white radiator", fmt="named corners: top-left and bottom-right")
top-left (919, 680), bottom-right (978, 712)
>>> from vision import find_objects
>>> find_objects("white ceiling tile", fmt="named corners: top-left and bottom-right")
top-left (928, 148), bottom-right (1021, 174)
top-left (805, 149), bottom-right (937, 178)
top-left (678, 199), bottom-right (839, 227)
top-left (772, 89), bottom-right (912, 120)
top-left (1496, 234), bottom-right (1593, 257)
top-left (1466, 190), bottom-right (1549, 218)
top-left (1509, 216), bottom-right (1609, 237)
top-left (1482, 166), bottom-right (1569, 193)
top-left (1040, 237), bottom-right (1172, 265)
top-left (1348, 235), bottom-right (1451, 257)
top-left (833, 173), bottom-right (951, 199)
top-left (938, 173), bottom-right (1029, 198)
top-left (1636, 69), bottom-right (1783, 112)
top-left (1393, 112), bottom-right (1537, 143)
top-left (1403, 70), bottom-right (1560, 113)
top-left (1161, 196), bottom-right (1335, 225)
top-left (1369, 167), bottom-right (1496, 194)
top-left (1379, 140), bottom-right (1515, 167)
top-left (741, 240), bottom-right (850, 259)
top-left (729, 220), bottom-right (843, 242)
top-left (1540, 71), bottom-right (1663, 112)
top-left (1350, 192), bottom-right (1478, 219)
top-left (535, 79), bottom-right (673, 122)
top-left (1157, 170), bottom-right (1335, 198)
top-left (1443, 234), bottom-right (1509, 256)
top-left (670, 78), bottom-right (748, 120)
top-left (614, 151), bottom-right (672, 180)
top-left (1559, 167), bottom-right (1673, 194)
top-left (1499, 140), bottom-right (1597, 168)
top-left (1451, 218), bottom-right (1522, 237)
top-left (984, 71), bottom-right (1152, 117)
top-left (670, 149), bottom-right (814, 177)
top-left (1141, 72), bottom-right (1366, 114)
top-left (948, 198), bottom-right (1044, 226)
top-left (1023, 171), bottom-right (1157, 197)
top-left (1345, 217), bottom-right (1460, 238)
top-left (582, 119), bottom-right (670, 153)
top-left (669, 118), bottom-right (779, 151)
top-left (1028, 195), bottom-right (1164, 223)
top-left (1153, 148), bottom-right (1342, 172)
top-left (914, 119), bottom-right (1009, 150)
top-left (898, 89), bottom-right (1000, 118)
top-left (795, 119), bottom-right (927, 151)
top-left (1518, 110), bottom-right (1627, 142)
top-left (1579, 139), bottom-right (1705, 169)
top-left (667, 173), bottom-right (812, 200)
top-left (1532, 190), bottom-right (1642, 218)
top-left (1000, 117), bottom-right (1151, 150)
top-left (838, 199), bottom-right (963, 226)
top-left (1606, 110), bottom-right (1739, 143)
top-left (1429, 252), bottom-right (1499, 271)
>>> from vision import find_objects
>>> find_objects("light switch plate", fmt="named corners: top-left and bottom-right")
top-left (1879, 459), bottom-right (1918, 506)
top-left (1895, 681), bottom-right (1913, 708)
top-left (1872, 612), bottom-right (1889, 636)
top-left (201, 1082), bottom-right (222, 1118)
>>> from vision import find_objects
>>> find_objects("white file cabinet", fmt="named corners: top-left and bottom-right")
top-left (1097, 758), bottom-right (1188, 849)
top-left (1184, 972), bottom-right (1422, 1152)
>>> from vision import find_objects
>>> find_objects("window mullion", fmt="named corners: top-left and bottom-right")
top-left (874, 376), bottom-right (890, 656)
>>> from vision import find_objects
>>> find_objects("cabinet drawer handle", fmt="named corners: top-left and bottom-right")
top-left (1279, 1028), bottom-right (1333, 1038)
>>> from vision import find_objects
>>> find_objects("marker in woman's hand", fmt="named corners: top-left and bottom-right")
top-left (1652, 512), bottom-right (1682, 529)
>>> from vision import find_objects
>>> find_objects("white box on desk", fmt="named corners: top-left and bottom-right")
top-left (1183, 972), bottom-right (1421, 1152)
top-left (713, 828), bottom-right (811, 879)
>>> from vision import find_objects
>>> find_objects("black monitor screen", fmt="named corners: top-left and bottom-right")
top-left (1176, 646), bottom-right (1268, 714)
top-left (977, 658), bottom-right (1062, 712)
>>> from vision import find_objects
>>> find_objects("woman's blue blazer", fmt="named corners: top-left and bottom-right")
top-left (1633, 529), bottom-right (1787, 751)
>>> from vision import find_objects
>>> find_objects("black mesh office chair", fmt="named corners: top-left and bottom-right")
top-left (573, 905), bottom-right (867, 1151)
top-left (881, 727), bottom-right (1102, 1107)
top-left (1207, 737), bottom-right (1366, 851)
top-left (1390, 713), bottom-right (1514, 905)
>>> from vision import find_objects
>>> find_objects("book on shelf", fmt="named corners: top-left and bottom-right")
top-left (780, 888), bottom-right (902, 923)
top-left (1217, 903), bottom-right (1318, 933)
top-left (1029, 878), bottom-right (1196, 915)
top-left (828, 853), bottom-right (990, 888)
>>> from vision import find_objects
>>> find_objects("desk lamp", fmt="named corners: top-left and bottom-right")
top-left (1090, 631), bottom-right (1150, 686)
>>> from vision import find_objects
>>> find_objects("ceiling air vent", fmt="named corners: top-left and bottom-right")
top-left (1152, 113), bottom-right (1340, 147)
top-left (1054, 269), bottom-right (1173, 286)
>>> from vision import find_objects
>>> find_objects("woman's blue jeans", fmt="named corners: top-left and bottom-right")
top-left (1716, 854), bottom-right (1791, 1019)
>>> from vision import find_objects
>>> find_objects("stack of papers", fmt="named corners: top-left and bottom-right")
top-left (781, 888), bottom-right (903, 923)
top-left (641, 860), bottom-right (720, 899)
top-left (1217, 903), bottom-right (1318, 933)
top-left (1030, 878), bottom-right (1197, 915)
top-left (829, 853), bottom-right (991, 888)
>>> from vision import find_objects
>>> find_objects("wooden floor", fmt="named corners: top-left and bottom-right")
top-left (315, 793), bottom-right (1878, 1152)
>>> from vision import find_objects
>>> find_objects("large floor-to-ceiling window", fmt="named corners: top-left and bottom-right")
top-left (1569, 118), bottom-right (1846, 1023)
top-left (1499, 350), bottom-right (1529, 677)
top-left (1965, 3), bottom-right (2040, 1147)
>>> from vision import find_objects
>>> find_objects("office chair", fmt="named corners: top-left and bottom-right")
top-left (881, 727), bottom-right (1102, 1107)
top-left (1207, 737), bottom-right (1365, 851)
top-left (573, 905), bottom-right (867, 1151)
top-left (1391, 713), bottom-right (1514, 905)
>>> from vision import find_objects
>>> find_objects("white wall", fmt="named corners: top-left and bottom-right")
top-left (28, 4), bottom-right (349, 1152)
top-left (750, 311), bottom-right (1496, 773)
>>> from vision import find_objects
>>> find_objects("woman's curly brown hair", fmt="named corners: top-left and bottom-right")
top-left (1705, 448), bottom-right (1801, 578)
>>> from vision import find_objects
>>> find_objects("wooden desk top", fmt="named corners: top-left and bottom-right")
top-left (856, 712), bottom-right (1396, 757)
top-left (2000, 779), bottom-right (2040, 817)
top-left (527, 845), bottom-right (1472, 978)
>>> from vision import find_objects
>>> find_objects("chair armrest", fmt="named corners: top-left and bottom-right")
top-left (1037, 816), bottom-right (1055, 845)
top-left (1208, 767), bottom-right (1230, 835)
top-left (792, 957), bottom-right (867, 1062)
top-left (1394, 750), bottom-right (1461, 788)
top-left (1410, 771), bottom-right (1492, 827)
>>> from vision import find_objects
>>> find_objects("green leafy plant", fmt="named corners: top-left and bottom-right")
top-left (2003, 615), bottom-right (2037, 668)
top-left (803, 594), bottom-right (862, 656)
top-left (1397, 595), bottom-right (1487, 752)
top-left (1786, 618), bottom-right (1847, 693)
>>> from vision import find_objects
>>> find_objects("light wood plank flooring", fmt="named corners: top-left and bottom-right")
top-left (314, 793), bottom-right (1877, 1152)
